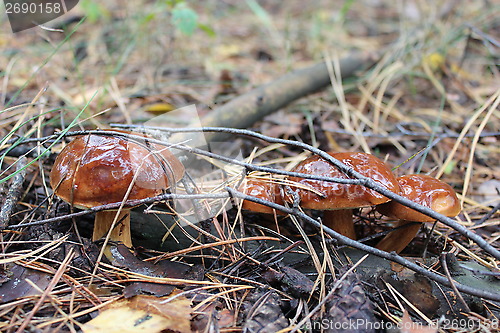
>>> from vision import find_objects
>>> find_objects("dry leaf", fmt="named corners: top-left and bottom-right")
top-left (82, 294), bottom-right (192, 333)
top-left (475, 179), bottom-right (500, 206)
top-left (145, 103), bottom-right (177, 114)
top-left (390, 262), bottom-right (405, 273)
top-left (0, 264), bottom-right (52, 303)
top-left (400, 311), bottom-right (437, 333)
top-left (214, 44), bottom-right (242, 59)
top-left (192, 302), bottom-right (236, 331)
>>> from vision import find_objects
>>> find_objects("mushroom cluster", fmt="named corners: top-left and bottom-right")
top-left (50, 130), bottom-right (185, 248)
top-left (50, 133), bottom-right (460, 256)
top-left (238, 152), bottom-right (461, 254)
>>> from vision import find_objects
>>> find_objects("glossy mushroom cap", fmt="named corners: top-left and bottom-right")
top-left (50, 131), bottom-right (185, 208)
top-left (286, 152), bottom-right (400, 210)
top-left (376, 174), bottom-right (461, 222)
top-left (240, 178), bottom-right (284, 215)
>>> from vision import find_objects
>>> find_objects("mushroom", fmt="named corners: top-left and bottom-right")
top-left (375, 174), bottom-right (461, 253)
top-left (50, 130), bottom-right (185, 248)
top-left (286, 152), bottom-right (400, 239)
top-left (239, 177), bottom-right (285, 215)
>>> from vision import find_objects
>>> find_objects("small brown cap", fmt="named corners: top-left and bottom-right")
top-left (377, 174), bottom-right (461, 222)
top-left (50, 131), bottom-right (185, 208)
top-left (286, 152), bottom-right (400, 210)
top-left (240, 178), bottom-right (284, 215)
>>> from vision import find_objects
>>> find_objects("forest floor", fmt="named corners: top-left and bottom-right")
top-left (0, 0), bottom-right (499, 332)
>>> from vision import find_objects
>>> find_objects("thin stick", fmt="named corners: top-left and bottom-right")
top-left (227, 187), bottom-right (500, 301)
top-left (0, 157), bottom-right (27, 228)
top-left (119, 128), bottom-right (500, 260)
top-left (475, 201), bottom-right (500, 226)
top-left (18, 127), bottom-right (500, 259)
top-left (8, 193), bottom-right (230, 229)
top-left (441, 253), bottom-right (471, 312)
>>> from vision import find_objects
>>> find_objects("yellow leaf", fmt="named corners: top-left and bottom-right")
top-left (82, 295), bottom-right (192, 333)
top-left (145, 103), bottom-right (176, 114)
top-left (82, 306), bottom-right (169, 333)
top-left (423, 53), bottom-right (445, 72)
top-left (214, 44), bottom-right (241, 58)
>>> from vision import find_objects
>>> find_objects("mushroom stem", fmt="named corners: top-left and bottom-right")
top-left (323, 209), bottom-right (356, 239)
top-left (93, 210), bottom-right (132, 248)
top-left (376, 220), bottom-right (421, 253)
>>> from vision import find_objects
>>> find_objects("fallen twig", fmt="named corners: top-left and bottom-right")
top-left (441, 253), bottom-right (471, 312)
top-left (0, 156), bottom-right (27, 228)
top-left (7, 193), bottom-right (230, 229)
top-left (226, 187), bottom-right (500, 302)
top-left (109, 127), bottom-right (500, 261)
top-left (12, 128), bottom-right (500, 260)
top-left (172, 52), bottom-right (378, 143)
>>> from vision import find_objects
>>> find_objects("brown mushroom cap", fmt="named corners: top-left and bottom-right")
top-left (240, 178), bottom-right (284, 215)
top-left (287, 152), bottom-right (400, 210)
top-left (376, 174), bottom-right (461, 222)
top-left (50, 130), bottom-right (185, 208)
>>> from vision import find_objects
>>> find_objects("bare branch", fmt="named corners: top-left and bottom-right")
top-left (12, 127), bottom-right (500, 260)
top-left (226, 187), bottom-right (500, 302)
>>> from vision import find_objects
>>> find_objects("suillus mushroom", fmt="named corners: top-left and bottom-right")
top-left (375, 174), bottom-right (461, 253)
top-left (285, 152), bottom-right (400, 239)
top-left (50, 130), bottom-right (185, 248)
top-left (239, 177), bottom-right (285, 215)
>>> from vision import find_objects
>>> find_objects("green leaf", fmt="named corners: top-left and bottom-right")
top-left (165, 0), bottom-right (183, 8)
top-left (339, 0), bottom-right (356, 21)
top-left (171, 3), bottom-right (198, 36)
top-left (198, 23), bottom-right (216, 37)
top-left (139, 13), bottom-right (157, 25)
top-left (80, 0), bottom-right (106, 23)
top-left (443, 160), bottom-right (456, 175)
top-left (246, 0), bottom-right (273, 29)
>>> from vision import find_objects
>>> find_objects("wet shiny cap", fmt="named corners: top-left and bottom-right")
top-left (50, 130), bottom-right (185, 208)
top-left (240, 178), bottom-right (284, 214)
top-left (287, 152), bottom-right (400, 210)
top-left (377, 174), bottom-right (461, 221)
